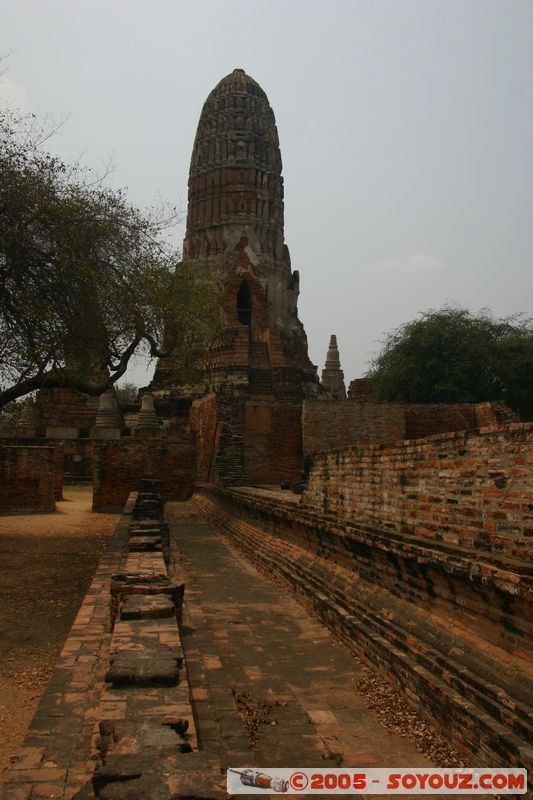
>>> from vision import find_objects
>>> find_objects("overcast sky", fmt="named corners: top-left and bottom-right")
top-left (2, 0), bottom-right (532, 388)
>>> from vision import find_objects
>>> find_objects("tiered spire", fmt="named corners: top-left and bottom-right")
top-left (321, 335), bottom-right (346, 399)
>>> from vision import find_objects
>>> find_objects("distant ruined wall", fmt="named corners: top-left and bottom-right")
top-left (302, 399), bottom-right (405, 454)
top-left (92, 427), bottom-right (195, 512)
top-left (0, 445), bottom-right (55, 513)
top-left (404, 403), bottom-right (477, 439)
top-left (36, 387), bottom-right (98, 435)
top-left (404, 400), bottom-right (518, 439)
top-left (314, 396), bottom-right (519, 449)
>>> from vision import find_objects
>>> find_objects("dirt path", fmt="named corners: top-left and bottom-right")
top-left (0, 487), bottom-right (117, 784)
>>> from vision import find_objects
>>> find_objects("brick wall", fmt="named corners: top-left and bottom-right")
top-left (0, 438), bottom-right (64, 501)
top-left (190, 395), bottom-right (220, 484)
top-left (195, 474), bottom-right (532, 772)
top-left (36, 387), bottom-right (99, 433)
top-left (347, 377), bottom-right (375, 401)
top-left (405, 401), bottom-right (518, 439)
top-left (303, 423), bottom-right (533, 558)
top-left (191, 394), bottom-right (303, 486)
top-left (244, 399), bottom-right (303, 484)
top-left (404, 403), bottom-right (476, 439)
top-left (92, 427), bottom-right (195, 511)
top-left (0, 445), bottom-right (55, 512)
top-left (303, 399), bottom-right (405, 454)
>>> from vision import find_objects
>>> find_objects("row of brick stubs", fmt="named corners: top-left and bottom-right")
top-left (0, 484), bottom-right (223, 800)
top-left (193, 477), bottom-right (533, 790)
top-left (81, 479), bottom-right (223, 800)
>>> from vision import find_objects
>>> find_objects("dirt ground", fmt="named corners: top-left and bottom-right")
top-left (0, 486), bottom-right (117, 784)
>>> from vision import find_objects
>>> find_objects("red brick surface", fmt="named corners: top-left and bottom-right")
top-left (244, 399), bottom-right (302, 484)
top-left (191, 394), bottom-right (304, 486)
top-left (195, 480), bottom-right (533, 776)
top-left (189, 395), bottom-right (220, 484)
top-left (303, 399), bottom-right (405, 454)
top-left (92, 428), bottom-right (195, 512)
top-left (303, 423), bottom-right (533, 558)
top-left (36, 388), bottom-right (98, 433)
top-left (303, 400), bottom-right (518, 455)
top-left (405, 401), bottom-right (518, 439)
top-left (0, 446), bottom-right (55, 513)
top-left (0, 439), bottom-right (64, 500)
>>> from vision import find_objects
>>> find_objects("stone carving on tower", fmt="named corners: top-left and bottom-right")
top-left (152, 69), bottom-right (319, 400)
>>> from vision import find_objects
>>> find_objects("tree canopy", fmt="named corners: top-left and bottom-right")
top-left (0, 110), bottom-right (217, 409)
top-left (367, 306), bottom-right (533, 420)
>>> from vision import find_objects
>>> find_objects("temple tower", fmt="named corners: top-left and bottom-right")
top-left (153, 68), bottom-right (318, 399)
top-left (321, 334), bottom-right (346, 399)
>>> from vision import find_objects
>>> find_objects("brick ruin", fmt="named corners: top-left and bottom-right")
top-left (151, 68), bottom-right (319, 399)
top-left (2, 68), bottom-right (521, 503)
top-left (0, 69), bottom-right (531, 797)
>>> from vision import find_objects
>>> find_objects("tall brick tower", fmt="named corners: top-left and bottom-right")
top-left (153, 68), bottom-right (318, 399)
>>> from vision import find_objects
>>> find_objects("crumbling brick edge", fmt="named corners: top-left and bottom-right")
top-left (194, 481), bottom-right (533, 789)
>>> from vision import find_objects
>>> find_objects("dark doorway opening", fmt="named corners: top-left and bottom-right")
top-left (237, 281), bottom-right (252, 326)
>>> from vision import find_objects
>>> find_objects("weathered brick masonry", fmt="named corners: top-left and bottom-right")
top-left (302, 399), bottom-right (405, 454)
top-left (1, 488), bottom-right (222, 799)
top-left (404, 401), bottom-right (518, 439)
top-left (303, 423), bottom-right (533, 558)
top-left (244, 399), bottom-right (302, 484)
top-left (0, 438), bottom-right (64, 500)
top-left (36, 387), bottom-right (98, 434)
top-left (194, 423), bottom-right (533, 776)
top-left (191, 394), bottom-right (303, 486)
top-left (92, 428), bottom-right (195, 512)
top-left (0, 445), bottom-right (56, 513)
top-left (303, 399), bottom-right (518, 455)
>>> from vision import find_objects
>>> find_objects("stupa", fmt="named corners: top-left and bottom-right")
top-left (152, 68), bottom-right (319, 399)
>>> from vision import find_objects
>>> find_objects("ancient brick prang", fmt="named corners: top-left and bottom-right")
top-left (153, 69), bottom-right (319, 399)
top-left (184, 68), bottom-right (284, 264)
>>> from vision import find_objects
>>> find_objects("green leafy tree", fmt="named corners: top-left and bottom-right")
top-left (367, 306), bottom-right (533, 420)
top-left (0, 110), bottom-right (218, 409)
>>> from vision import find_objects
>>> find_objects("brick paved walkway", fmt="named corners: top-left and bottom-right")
top-left (167, 501), bottom-right (437, 773)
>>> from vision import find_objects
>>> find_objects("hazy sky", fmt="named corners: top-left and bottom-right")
top-left (2, 0), bottom-right (532, 388)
